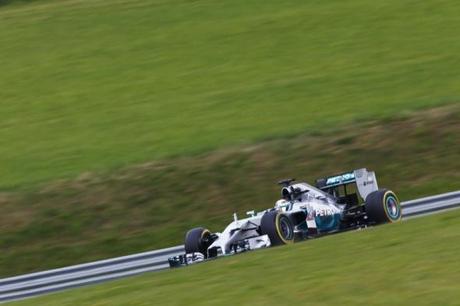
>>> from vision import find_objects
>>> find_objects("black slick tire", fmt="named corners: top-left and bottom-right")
top-left (365, 189), bottom-right (401, 224)
top-left (184, 227), bottom-right (211, 257)
top-left (260, 211), bottom-right (295, 246)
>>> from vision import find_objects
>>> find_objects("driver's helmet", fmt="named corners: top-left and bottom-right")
top-left (275, 199), bottom-right (289, 211)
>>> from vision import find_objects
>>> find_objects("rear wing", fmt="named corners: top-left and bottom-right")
top-left (315, 168), bottom-right (378, 201)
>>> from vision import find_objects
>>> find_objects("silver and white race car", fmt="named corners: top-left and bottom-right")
top-left (169, 168), bottom-right (401, 267)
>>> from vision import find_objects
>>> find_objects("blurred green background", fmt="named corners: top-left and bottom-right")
top-left (1, 0), bottom-right (459, 188)
top-left (0, 0), bottom-right (459, 281)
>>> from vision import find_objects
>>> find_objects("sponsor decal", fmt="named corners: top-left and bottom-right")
top-left (314, 208), bottom-right (335, 217)
top-left (325, 172), bottom-right (355, 186)
top-left (306, 211), bottom-right (318, 234)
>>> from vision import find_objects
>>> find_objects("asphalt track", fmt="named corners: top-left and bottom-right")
top-left (1, 191), bottom-right (459, 303)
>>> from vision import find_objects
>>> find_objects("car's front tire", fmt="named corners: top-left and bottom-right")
top-left (184, 227), bottom-right (212, 257)
top-left (260, 211), bottom-right (295, 246)
top-left (365, 189), bottom-right (401, 224)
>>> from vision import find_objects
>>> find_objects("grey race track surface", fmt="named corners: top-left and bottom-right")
top-left (1, 190), bottom-right (459, 303)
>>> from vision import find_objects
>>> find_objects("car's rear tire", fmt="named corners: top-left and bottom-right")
top-left (260, 211), bottom-right (295, 246)
top-left (184, 227), bottom-right (212, 257)
top-left (365, 189), bottom-right (401, 224)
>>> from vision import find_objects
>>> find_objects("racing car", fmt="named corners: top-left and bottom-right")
top-left (168, 168), bottom-right (401, 267)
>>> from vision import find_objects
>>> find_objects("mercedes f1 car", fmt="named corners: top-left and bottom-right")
top-left (169, 168), bottom-right (401, 267)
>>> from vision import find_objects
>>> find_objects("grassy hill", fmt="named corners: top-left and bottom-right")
top-left (1, 0), bottom-right (460, 188)
top-left (11, 209), bottom-right (460, 306)
top-left (0, 106), bottom-right (458, 277)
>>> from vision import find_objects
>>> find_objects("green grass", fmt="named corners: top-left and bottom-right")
top-left (0, 0), bottom-right (39, 7)
top-left (1, 0), bottom-right (460, 188)
top-left (1, 106), bottom-right (458, 277)
top-left (11, 209), bottom-right (460, 306)
top-left (1, 0), bottom-right (459, 282)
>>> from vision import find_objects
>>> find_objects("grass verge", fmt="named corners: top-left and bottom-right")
top-left (10, 208), bottom-right (460, 306)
